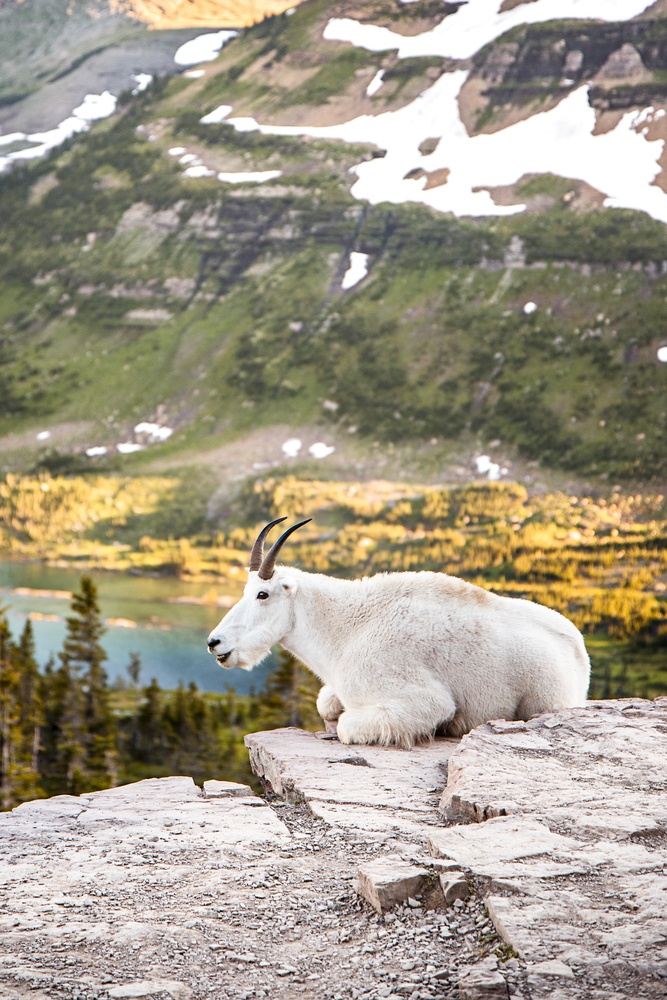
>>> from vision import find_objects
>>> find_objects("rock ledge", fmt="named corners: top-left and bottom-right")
top-left (247, 699), bottom-right (667, 999)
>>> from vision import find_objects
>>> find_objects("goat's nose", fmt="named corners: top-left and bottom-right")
top-left (207, 637), bottom-right (221, 650)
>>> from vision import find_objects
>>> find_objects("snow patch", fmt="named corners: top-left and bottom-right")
top-left (523, 301), bottom-right (538, 315)
top-left (179, 153), bottom-right (198, 164)
top-left (200, 105), bottom-right (233, 124)
top-left (71, 92), bottom-right (117, 121)
top-left (184, 69), bottom-right (205, 79)
top-left (131, 74), bottom-right (153, 95)
top-left (323, 1), bottom-right (655, 61)
top-left (36, 431), bottom-right (51, 441)
top-left (282, 438), bottom-right (302, 458)
top-left (168, 146), bottom-right (187, 156)
top-left (341, 252), bottom-right (369, 289)
top-left (217, 170), bottom-right (282, 184)
top-left (184, 165), bottom-right (215, 178)
top-left (174, 31), bottom-right (238, 67)
top-left (134, 423), bottom-right (173, 442)
top-left (222, 80), bottom-right (667, 222)
top-left (366, 70), bottom-right (385, 97)
top-left (657, 346), bottom-right (667, 362)
top-left (475, 455), bottom-right (507, 481)
top-left (0, 132), bottom-right (26, 148)
top-left (117, 443), bottom-right (144, 454)
top-left (86, 446), bottom-right (108, 457)
top-left (309, 442), bottom-right (336, 459)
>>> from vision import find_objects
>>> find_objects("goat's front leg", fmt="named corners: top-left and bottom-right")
top-left (337, 691), bottom-right (457, 748)
top-left (317, 685), bottom-right (344, 731)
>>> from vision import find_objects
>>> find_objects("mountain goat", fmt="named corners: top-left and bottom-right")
top-left (207, 518), bottom-right (590, 747)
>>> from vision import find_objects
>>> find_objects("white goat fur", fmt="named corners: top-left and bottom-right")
top-left (208, 564), bottom-right (590, 748)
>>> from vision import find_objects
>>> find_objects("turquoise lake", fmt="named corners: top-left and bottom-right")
top-left (0, 561), bottom-right (273, 694)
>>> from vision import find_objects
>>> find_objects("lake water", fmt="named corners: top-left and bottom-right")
top-left (0, 561), bottom-right (274, 694)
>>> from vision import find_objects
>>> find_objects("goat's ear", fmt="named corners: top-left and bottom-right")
top-left (281, 574), bottom-right (298, 597)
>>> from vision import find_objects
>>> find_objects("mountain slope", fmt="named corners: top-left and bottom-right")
top-left (1, 0), bottom-right (667, 485)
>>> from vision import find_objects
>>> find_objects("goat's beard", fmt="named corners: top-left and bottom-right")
top-left (228, 639), bottom-right (273, 671)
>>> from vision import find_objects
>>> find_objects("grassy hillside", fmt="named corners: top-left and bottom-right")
top-left (0, 0), bottom-right (666, 485)
top-left (2, 140), bottom-right (667, 481)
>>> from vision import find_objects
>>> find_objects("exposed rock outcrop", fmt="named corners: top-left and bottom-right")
top-left (596, 43), bottom-right (650, 82)
top-left (430, 699), bottom-right (667, 998)
top-left (1, 700), bottom-right (664, 999)
top-left (248, 699), bottom-right (667, 999)
top-left (245, 726), bottom-right (459, 835)
top-left (0, 773), bottom-right (508, 999)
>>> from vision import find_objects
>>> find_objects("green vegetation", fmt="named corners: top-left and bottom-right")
top-left (0, 615), bottom-right (42, 807)
top-left (516, 175), bottom-right (576, 201)
top-left (1, 576), bottom-right (115, 805)
top-left (289, 47), bottom-right (378, 106)
top-left (1, 2), bottom-right (667, 486)
top-left (0, 472), bottom-right (214, 566)
top-left (3, 137), bottom-right (667, 479)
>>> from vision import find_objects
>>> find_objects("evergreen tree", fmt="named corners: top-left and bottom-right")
top-left (49, 656), bottom-right (86, 794)
top-left (38, 654), bottom-right (64, 796)
top-left (132, 678), bottom-right (164, 762)
top-left (0, 613), bottom-right (43, 808)
top-left (125, 652), bottom-right (142, 750)
top-left (12, 620), bottom-right (43, 803)
top-left (0, 610), bottom-right (20, 809)
top-left (59, 577), bottom-right (117, 792)
top-left (126, 652), bottom-right (141, 688)
top-left (162, 681), bottom-right (219, 775)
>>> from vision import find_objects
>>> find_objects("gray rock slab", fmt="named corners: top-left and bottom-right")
top-left (4, 700), bottom-right (665, 999)
top-left (428, 816), bottom-right (591, 878)
top-left (435, 699), bottom-right (667, 997)
top-left (527, 959), bottom-right (575, 978)
top-left (245, 726), bottom-right (458, 833)
top-left (0, 776), bottom-right (505, 1000)
top-left (356, 855), bottom-right (431, 913)
top-left (0, 776), bottom-right (291, 859)
top-left (457, 956), bottom-right (508, 999)
top-left (307, 800), bottom-right (435, 838)
top-left (439, 697), bottom-right (667, 832)
top-left (202, 779), bottom-right (250, 798)
top-left (440, 870), bottom-right (470, 903)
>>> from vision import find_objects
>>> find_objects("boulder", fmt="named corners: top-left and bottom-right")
top-left (356, 855), bottom-right (432, 913)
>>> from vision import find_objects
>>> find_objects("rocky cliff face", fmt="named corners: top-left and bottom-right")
top-left (1, 698), bottom-right (665, 999)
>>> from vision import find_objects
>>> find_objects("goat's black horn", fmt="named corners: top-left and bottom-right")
top-left (258, 519), bottom-right (311, 580)
top-left (248, 517), bottom-right (287, 573)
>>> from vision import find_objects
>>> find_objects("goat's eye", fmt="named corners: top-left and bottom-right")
top-left (257, 591), bottom-right (269, 600)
